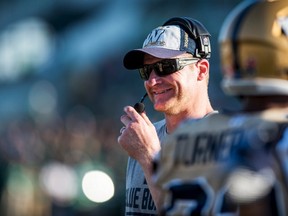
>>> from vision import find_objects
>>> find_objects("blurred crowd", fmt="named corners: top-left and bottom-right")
top-left (0, 104), bottom-right (127, 215)
top-left (0, 104), bottom-right (125, 166)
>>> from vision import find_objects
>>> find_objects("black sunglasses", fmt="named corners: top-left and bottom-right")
top-left (139, 58), bottom-right (200, 80)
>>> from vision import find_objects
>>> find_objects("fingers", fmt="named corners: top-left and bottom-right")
top-left (124, 106), bottom-right (139, 121)
top-left (123, 106), bottom-right (151, 124)
top-left (119, 106), bottom-right (140, 127)
top-left (119, 106), bottom-right (153, 136)
top-left (120, 114), bottom-right (132, 126)
top-left (119, 126), bottom-right (126, 134)
top-left (140, 111), bottom-right (153, 126)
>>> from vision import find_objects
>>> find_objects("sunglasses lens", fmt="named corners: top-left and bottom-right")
top-left (139, 67), bottom-right (150, 80)
top-left (156, 60), bottom-right (178, 76)
top-left (138, 59), bottom-right (186, 80)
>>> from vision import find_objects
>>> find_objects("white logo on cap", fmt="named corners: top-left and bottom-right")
top-left (142, 26), bottom-right (182, 50)
top-left (143, 28), bottom-right (166, 47)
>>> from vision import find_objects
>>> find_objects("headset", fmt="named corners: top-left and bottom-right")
top-left (163, 16), bottom-right (211, 59)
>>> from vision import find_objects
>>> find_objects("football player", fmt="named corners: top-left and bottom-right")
top-left (153, 0), bottom-right (288, 215)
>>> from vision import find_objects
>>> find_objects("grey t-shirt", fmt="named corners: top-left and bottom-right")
top-left (125, 119), bottom-right (167, 215)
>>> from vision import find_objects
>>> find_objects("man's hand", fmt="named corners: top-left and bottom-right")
top-left (117, 105), bottom-right (161, 166)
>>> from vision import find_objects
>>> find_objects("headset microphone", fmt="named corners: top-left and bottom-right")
top-left (134, 93), bottom-right (148, 113)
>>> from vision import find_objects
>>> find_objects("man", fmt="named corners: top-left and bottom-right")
top-left (117, 17), bottom-right (216, 215)
top-left (153, 0), bottom-right (288, 215)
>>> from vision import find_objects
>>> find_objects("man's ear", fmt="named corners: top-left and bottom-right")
top-left (197, 59), bottom-right (209, 81)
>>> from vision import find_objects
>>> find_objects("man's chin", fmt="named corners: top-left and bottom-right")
top-left (154, 103), bottom-right (168, 112)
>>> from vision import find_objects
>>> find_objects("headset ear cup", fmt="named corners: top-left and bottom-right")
top-left (163, 17), bottom-right (211, 59)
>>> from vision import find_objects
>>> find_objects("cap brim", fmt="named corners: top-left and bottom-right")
top-left (123, 47), bottom-right (186, 69)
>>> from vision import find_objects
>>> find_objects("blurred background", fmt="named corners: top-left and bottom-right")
top-left (0, 0), bottom-right (242, 215)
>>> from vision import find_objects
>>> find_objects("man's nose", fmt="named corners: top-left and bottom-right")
top-left (145, 70), bottom-right (161, 85)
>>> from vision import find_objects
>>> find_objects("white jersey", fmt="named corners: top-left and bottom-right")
top-left (125, 119), bottom-right (167, 216)
top-left (153, 108), bottom-right (288, 216)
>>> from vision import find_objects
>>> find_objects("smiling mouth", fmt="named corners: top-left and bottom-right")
top-left (153, 89), bottom-right (172, 95)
